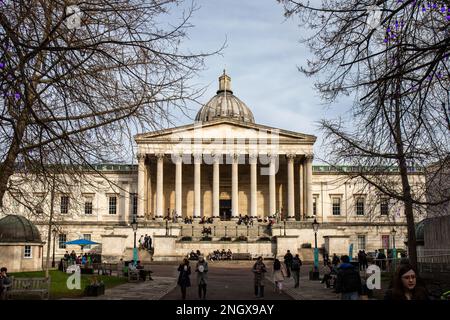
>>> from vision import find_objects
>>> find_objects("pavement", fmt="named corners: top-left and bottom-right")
top-left (74, 261), bottom-right (341, 300)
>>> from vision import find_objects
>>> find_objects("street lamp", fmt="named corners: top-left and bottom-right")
top-left (311, 218), bottom-right (320, 280)
top-left (131, 217), bottom-right (138, 265)
top-left (391, 227), bottom-right (397, 270)
top-left (52, 228), bottom-right (57, 268)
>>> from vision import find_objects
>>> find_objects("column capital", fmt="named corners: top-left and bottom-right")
top-left (249, 154), bottom-right (258, 164)
top-left (267, 153), bottom-right (278, 162)
top-left (173, 153), bottom-right (184, 164)
top-left (156, 153), bottom-right (165, 160)
top-left (305, 154), bottom-right (314, 161)
top-left (193, 153), bottom-right (203, 164)
top-left (137, 153), bottom-right (146, 161)
top-left (286, 153), bottom-right (296, 160)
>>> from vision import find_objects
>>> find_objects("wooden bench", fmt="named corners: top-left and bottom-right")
top-left (232, 253), bottom-right (252, 260)
top-left (6, 277), bottom-right (51, 300)
top-left (127, 269), bottom-right (140, 282)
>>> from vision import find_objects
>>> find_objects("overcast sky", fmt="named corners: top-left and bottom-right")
top-left (136, 0), bottom-right (354, 164)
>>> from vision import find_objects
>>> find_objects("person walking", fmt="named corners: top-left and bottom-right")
top-left (291, 254), bottom-right (302, 288)
top-left (283, 250), bottom-right (293, 278)
top-left (384, 264), bottom-right (429, 300)
top-left (272, 259), bottom-right (286, 294)
top-left (177, 258), bottom-right (191, 300)
top-left (335, 255), bottom-right (362, 300)
top-left (195, 256), bottom-right (208, 300)
top-left (252, 256), bottom-right (267, 298)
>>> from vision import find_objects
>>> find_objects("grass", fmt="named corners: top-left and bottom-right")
top-left (9, 270), bottom-right (127, 299)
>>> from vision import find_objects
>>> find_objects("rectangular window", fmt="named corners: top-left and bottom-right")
top-left (332, 197), bottom-right (341, 216)
top-left (382, 235), bottom-right (390, 249)
top-left (358, 235), bottom-right (366, 251)
top-left (109, 196), bottom-right (117, 215)
top-left (58, 234), bottom-right (67, 249)
top-left (356, 197), bottom-right (365, 216)
top-left (380, 198), bottom-right (389, 215)
top-left (85, 200), bottom-right (93, 215)
top-left (131, 193), bottom-right (138, 218)
top-left (313, 197), bottom-right (317, 216)
top-left (24, 245), bottom-right (32, 258)
top-left (83, 234), bottom-right (91, 249)
top-left (60, 196), bottom-right (69, 214)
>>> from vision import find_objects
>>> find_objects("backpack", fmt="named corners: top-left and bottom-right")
top-left (291, 258), bottom-right (302, 271)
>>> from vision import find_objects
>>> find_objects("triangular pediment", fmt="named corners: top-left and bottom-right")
top-left (135, 119), bottom-right (316, 144)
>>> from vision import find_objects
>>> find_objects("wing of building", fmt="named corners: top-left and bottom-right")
top-left (0, 72), bottom-right (426, 265)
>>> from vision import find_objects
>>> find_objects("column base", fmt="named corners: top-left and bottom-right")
top-left (155, 216), bottom-right (164, 221)
top-left (287, 217), bottom-right (296, 221)
top-left (193, 216), bottom-right (201, 222)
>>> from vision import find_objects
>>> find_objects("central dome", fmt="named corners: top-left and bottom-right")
top-left (195, 71), bottom-right (255, 123)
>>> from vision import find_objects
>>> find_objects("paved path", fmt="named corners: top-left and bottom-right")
top-left (74, 261), bottom-right (339, 300)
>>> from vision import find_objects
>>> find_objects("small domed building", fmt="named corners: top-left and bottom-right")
top-left (0, 215), bottom-right (44, 272)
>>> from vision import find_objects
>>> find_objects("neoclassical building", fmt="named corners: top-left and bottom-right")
top-left (0, 72), bottom-right (426, 263)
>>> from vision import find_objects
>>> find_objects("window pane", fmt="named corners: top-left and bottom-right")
top-left (313, 197), bottom-right (317, 216)
top-left (85, 200), bottom-right (93, 215)
top-left (332, 198), bottom-right (341, 215)
top-left (131, 193), bottom-right (138, 217)
top-left (61, 196), bottom-right (69, 214)
top-left (83, 234), bottom-right (91, 249)
top-left (109, 196), bottom-right (117, 214)
top-left (356, 197), bottom-right (365, 215)
top-left (358, 235), bottom-right (366, 250)
top-left (58, 234), bottom-right (67, 249)
top-left (24, 245), bottom-right (32, 258)
top-left (380, 199), bottom-right (389, 215)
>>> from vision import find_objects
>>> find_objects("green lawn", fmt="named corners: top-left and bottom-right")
top-left (9, 270), bottom-right (127, 299)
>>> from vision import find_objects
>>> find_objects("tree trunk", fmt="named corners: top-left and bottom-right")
top-left (45, 179), bottom-right (56, 279)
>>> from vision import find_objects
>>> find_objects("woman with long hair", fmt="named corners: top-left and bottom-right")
top-left (273, 258), bottom-right (286, 293)
top-left (384, 263), bottom-right (429, 300)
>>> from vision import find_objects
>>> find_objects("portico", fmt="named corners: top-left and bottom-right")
top-left (135, 72), bottom-right (316, 221)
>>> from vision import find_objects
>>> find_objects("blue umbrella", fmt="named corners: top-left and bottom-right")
top-left (65, 239), bottom-right (100, 252)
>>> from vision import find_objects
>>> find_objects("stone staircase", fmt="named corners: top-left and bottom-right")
top-left (178, 221), bottom-right (273, 239)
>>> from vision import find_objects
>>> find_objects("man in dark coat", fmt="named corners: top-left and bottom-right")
top-left (284, 250), bottom-right (293, 278)
top-left (335, 255), bottom-right (362, 300)
top-left (177, 258), bottom-right (191, 300)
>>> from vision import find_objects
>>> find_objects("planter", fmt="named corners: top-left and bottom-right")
top-left (309, 271), bottom-right (320, 281)
top-left (84, 284), bottom-right (105, 296)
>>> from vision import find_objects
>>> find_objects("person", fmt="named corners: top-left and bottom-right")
top-left (195, 256), bottom-right (208, 299)
top-left (283, 250), bottom-right (293, 278)
top-left (252, 256), bottom-right (267, 298)
top-left (332, 253), bottom-right (340, 266)
top-left (64, 251), bottom-right (70, 261)
top-left (400, 252), bottom-right (409, 265)
top-left (384, 264), bottom-right (429, 300)
top-left (177, 258), bottom-right (191, 300)
top-left (0, 267), bottom-right (12, 300)
top-left (361, 250), bottom-right (368, 270)
top-left (291, 254), bottom-right (302, 288)
top-left (321, 261), bottom-right (333, 288)
top-left (335, 255), bottom-right (362, 300)
top-left (272, 259), bottom-right (286, 293)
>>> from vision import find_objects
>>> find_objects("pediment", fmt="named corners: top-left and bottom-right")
top-left (135, 119), bottom-right (316, 145)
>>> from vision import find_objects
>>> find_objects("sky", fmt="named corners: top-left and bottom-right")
top-left (137, 0), bottom-right (354, 164)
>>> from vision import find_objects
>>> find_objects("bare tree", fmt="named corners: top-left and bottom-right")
top-left (0, 0), bottom-right (218, 209)
top-left (280, 0), bottom-right (450, 269)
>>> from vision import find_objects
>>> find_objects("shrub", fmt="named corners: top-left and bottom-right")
top-left (200, 236), bottom-right (212, 241)
top-left (220, 237), bottom-right (232, 241)
top-left (234, 236), bottom-right (248, 242)
top-left (180, 236), bottom-right (192, 241)
top-left (301, 243), bottom-right (312, 248)
top-left (256, 237), bottom-right (271, 242)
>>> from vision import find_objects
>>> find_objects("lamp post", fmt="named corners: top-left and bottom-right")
top-left (311, 218), bottom-right (320, 280)
top-left (391, 227), bottom-right (397, 271)
top-left (52, 228), bottom-right (57, 268)
top-left (131, 217), bottom-right (138, 265)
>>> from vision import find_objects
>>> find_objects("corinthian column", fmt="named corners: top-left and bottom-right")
top-left (250, 154), bottom-right (258, 218)
top-left (287, 154), bottom-right (295, 221)
top-left (231, 154), bottom-right (239, 219)
top-left (269, 155), bottom-right (277, 217)
top-left (156, 153), bottom-right (164, 219)
top-left (305, 154), bottom-right (314, 217)
top-left (175, 155), bottom-right (182, 219)
top-left (213, 156), bottom-right (220, 218)
top-left (194, 154), bottom-right (202, 220)
top-left (137, 153), bottom-right (146, 218)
